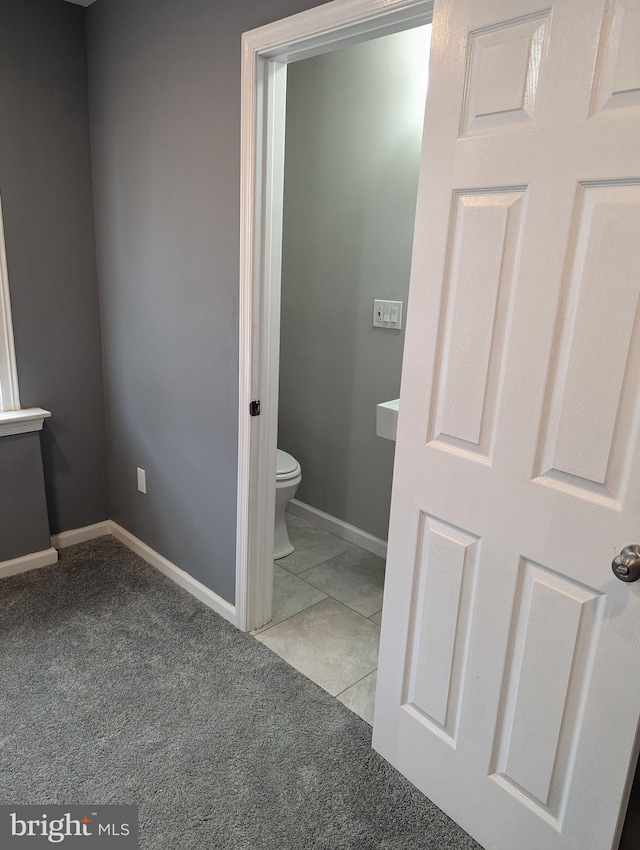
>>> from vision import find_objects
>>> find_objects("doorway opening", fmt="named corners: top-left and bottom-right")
top-left (251, 24), bottom-right (431, 720)
top-left (235, 0), bottom-right (434, 638)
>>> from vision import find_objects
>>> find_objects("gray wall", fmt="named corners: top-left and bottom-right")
top-left (278, 29), bottom-right (429, 541)
top-left (85, 0), bottom-right (329, 603)
top-left (0, 0), bottom-right (108, 559)
top-left (0, 433), bottom-right (50, 562)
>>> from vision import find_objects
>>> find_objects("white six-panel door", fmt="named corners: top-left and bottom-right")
top-left (373, 1), bottom-right (640, 848)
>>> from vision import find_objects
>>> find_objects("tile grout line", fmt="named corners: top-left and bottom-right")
top-left (335, 666), bottom-right (378, 699)
top-left (276, 559), bottom-right (385, 622)
top-left (276, 542), bottom-right (357, 579)
top-left (260, 523), bottom-right (383, 704)
top-left (294, 547), bottom-right (361, 579)
top-left (252, 596), bottom-right (329, 636)
top-left (285, 513), bottom-right (359, 547)
top-left (255, 596), bottom-right (382, 641)
top-left (254, 589), bottom-right (383, 637)
top-left (277, 562), bottom-right (384, 626)
top-left (261, 520), bottom-right (384, 700)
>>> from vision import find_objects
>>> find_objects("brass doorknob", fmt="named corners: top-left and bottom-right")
top-left (612, 545), bottom-right (640, 582)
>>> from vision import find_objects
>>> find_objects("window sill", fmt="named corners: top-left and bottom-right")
top-left (0, 408), bottom-right (51, 438)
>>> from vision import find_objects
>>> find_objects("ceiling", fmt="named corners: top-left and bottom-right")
top-left (64, 1), bottom-right (97, 7)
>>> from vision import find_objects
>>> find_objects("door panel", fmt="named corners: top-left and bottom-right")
top-left (374, 1), bottom-right (640, 849)
top-left (493, 561), bottom-right (604, 816)
top-left (431, 190), bottom-right (526, 457)
top-left (405, 516), bottom-right (479, 739)
top-left (592, 0), bottom-right (640, 114)
top-left (461, 11), bottom-right (550, 136)
top-left (537, 183), bottom-right (640, 501)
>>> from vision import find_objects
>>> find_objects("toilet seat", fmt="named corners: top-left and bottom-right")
top-left (276, 449), bottom-right (300, 481)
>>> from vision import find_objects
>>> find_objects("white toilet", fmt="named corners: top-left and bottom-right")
top-left (274, 449), bottom-right (302, 559)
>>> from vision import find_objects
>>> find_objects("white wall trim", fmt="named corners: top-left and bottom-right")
top-left (0, 407), bottom-right (52, 438)
top-left (288, 499), bottom-right (388, 559)
top-left (0, 192), bottom-right (21, 413)
top-left (50, 521), bottom-right (237, 626)
top-left (51, 520), bottom-right (112, 549)
top-left (237, 0), bottom-right (433, 632)
top-left (0, 547), bottom-right (58, 579)
top-left (0, 195), bottom-right (49, 429)
top-left (110, 523), bottom-right (237, 626)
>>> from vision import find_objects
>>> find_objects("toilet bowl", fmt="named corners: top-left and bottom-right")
top-left (274, 449), bottom-right (302, 559)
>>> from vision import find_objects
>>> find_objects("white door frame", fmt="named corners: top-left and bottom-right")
top-left (236, 0), bottom-right (434, 632)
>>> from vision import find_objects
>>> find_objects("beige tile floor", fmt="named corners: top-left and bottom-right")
top-left (254, 513), bottom-right (385, 725)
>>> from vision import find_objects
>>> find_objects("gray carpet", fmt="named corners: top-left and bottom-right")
top-left (0, 537), bottom-right (480, 849)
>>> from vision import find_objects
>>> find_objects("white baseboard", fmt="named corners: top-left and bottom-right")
top-left (110, 523), bottom-right (237, 626)
top-left (0, 546), bottom-right (58, 579)
top-left (288, 499), bottom-right (387, 559)
top-left (51, 520), bottom-right (112, 549)
top-left (49, 519), bottom-right (237, 626)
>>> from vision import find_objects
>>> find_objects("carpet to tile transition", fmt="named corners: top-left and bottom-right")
top-left (0, 537), bottom-right (481, 849)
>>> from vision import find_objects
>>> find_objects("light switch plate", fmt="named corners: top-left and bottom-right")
top-left (373, 299), bottom-right (403, 330)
